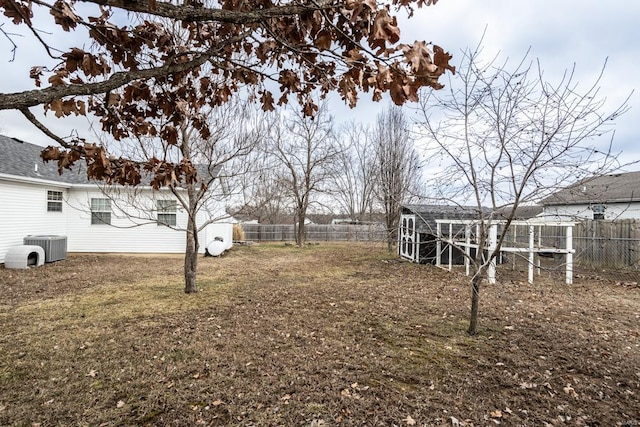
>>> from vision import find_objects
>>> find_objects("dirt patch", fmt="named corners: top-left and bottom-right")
top-left (0, 243), bottom-right (638, 426)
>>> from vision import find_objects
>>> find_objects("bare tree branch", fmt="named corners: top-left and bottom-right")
top-left (1, 52), bottom-right (209, 110)
top-left (414, 44), bottom-right (630, 335)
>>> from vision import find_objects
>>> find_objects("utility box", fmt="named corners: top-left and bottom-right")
top-left (23, 235), bottom-right (67, 262)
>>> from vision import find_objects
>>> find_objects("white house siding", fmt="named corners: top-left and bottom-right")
top-left (64, 186), bottom-right (232, 254)
top-left (1, 180), bottom-right (233, 263)
top-left (0, 179), bottom-right (69, 263)
top-left (65, 187), bottom-right (191, 253)
top-left (542, 202), bottom-right (640, 221)
top-left (204, 222), bottom-right (234, 250)
top-left (201, 195), bottom-right (233, 250)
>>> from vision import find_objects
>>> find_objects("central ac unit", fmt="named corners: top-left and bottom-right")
top-left (23, 235), bottom-right (68, 262)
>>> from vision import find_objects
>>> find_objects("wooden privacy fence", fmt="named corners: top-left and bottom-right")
top-left (240, 220), bottom-right (640, 270)
top-left (572, 219), bottom-right (640, 269)
top-left (240, 223), bottom-right (388, 242)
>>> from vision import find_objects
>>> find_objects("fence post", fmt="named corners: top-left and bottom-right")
top-left (465, 224), bottom-right (471, 276)
top-left (488, 223), bottom-right (497, 284)
top-left (448, 223), bottom-right (453, 271)
top-left (566, 225), bottom-right (573, 285)
top-left (528, 225), bottom-right (534, 284)
top-left (436, 222), bottom-right (442, 267)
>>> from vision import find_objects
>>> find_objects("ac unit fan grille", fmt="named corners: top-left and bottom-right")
top-left (23, 235), bottom-right (67, 262)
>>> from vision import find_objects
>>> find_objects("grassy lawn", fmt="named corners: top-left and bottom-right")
top-left (0, 242), bottom-right (638, 426)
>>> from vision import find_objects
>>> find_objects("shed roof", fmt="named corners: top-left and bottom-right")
top-left (402, 204), bottom-right (484, 233)
top-left (541, 171), bottom-right (640, 206)
top-left (495, 205), bottom-right (543, 220)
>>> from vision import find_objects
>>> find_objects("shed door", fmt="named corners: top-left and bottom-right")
top-left (399, 215), bottom-right (416, 262)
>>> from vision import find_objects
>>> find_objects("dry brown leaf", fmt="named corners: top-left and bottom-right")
top-left (314, 30), bottom-right (332, 50)
top-left (520, 382), bottom-right (537, 389)
top-left (403, 415), bottom-right (416, 425)
top-left (563, 384), bottom-right (578, 397)
top-left (490, 409), bottom-right (502, 418)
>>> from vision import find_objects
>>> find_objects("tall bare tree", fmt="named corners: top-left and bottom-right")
top-left (99, 98), bottom-right (263, 293)
top-left (234, 148), bottom-right (291, 224)
top-left (331, 122), bottom-right (377, 222)
top-left (268, 101), bottom-right (339, 246)
top-left (415, 45), bottom-right (629, 335)
top-left (374, 105), bottom-right (423, 251)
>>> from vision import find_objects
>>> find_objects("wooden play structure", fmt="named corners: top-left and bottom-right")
top-left (434, 219), bottom-right (576, 284)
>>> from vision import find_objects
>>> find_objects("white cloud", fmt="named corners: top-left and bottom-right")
top-left (347, 0), bottom-right (640, 162)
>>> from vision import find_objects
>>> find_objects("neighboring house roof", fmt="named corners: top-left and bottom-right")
top-left (541, 171), bottom-right (640, 206)
top-left (230, 210), bottom-right (386, 225)
top-left (0, 134), bottom-right (221, 187)
top-left (257, 215), bottom-right (315, 225)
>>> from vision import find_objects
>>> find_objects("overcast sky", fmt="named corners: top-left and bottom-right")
top-left (1, 0), bottom-right (638, 164)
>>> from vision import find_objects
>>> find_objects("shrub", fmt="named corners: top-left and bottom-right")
top-left (233, 223), bottom-right (246, 241)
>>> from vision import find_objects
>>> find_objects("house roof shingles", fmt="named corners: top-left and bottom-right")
top-left (495, 205), bottom-right (543, 219)
top-left (0, 134), bottom-right (91, 184)
top-left (402, 204), bottom-right (484, 233)
top-left (541, 171), bottom-right (640, 206)
top-left (403, 204), bottom-right (543, 234)
top-left (0, 135), bottom-right (221, 186)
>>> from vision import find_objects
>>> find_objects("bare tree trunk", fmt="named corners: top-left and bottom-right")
top-left (386, 209), bottom-right (399, 252)
top-left (373, 105), bottom-right (422, 254)
top-left (468, 274), bottom-right (481, 335)
top-left (387, 226), bottom-right (395, 252)
top-left (184, 214), bottom-right (199, 294)
top-left (296, 210), bottom-right (306, 247)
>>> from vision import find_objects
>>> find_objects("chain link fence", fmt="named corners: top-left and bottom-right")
top-left (499, 220), bottom-right (640, 282)
top-left (573, 220), bottom-right (640, 270)
top-left (238, 220), bottom-right (640, 281)
top-left (240, 223), bottom-right (389, 243)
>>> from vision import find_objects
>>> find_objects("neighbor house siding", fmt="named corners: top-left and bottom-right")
top-left (0, 179), bottom-right (69, 263)
top-left (542, 202), bottom-right (640, 221)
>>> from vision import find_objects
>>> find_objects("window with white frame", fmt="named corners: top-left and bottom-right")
top-left (157, 199), bottom-right (177, 226)
top-left (47, 190), bottom-right (63, 212)
top-left (90, 198), bottom-right (111, 225)
top-left (592, 204), bottom-right (606, 220)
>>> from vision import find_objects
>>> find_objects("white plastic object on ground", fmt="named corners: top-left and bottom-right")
top-left (207, 238), bottom-right (225, 256)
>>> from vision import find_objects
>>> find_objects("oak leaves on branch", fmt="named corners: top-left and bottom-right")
top-left (1, 0), bottom-right (454, 187)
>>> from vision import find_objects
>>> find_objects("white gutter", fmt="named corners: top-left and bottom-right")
top-left (1, 172), bottom-right (189, 192)
top-left (70, 183), bottom-right (187, 192)
top-left (0, 172), bottom-right (72, 188)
